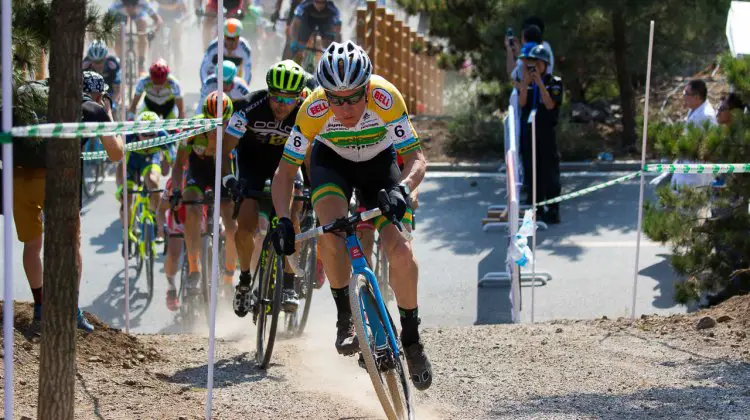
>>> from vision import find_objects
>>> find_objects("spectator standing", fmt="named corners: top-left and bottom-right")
top-left (505, 16), bottom-right (554, 192)
top-left (516, 44), bottom-right (563, 224)
top-left (671, 79), bottom-right (717, 189)
top-left (717, 93), bottom-right (746, 126)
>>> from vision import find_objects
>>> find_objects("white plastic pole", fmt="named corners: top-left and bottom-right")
top-left (122, 18), bottom-right (130, 334)
top-left (530, 110), bottom-right (537, 324)
top-left (2, 0), bottom-right (16, 416)
top-left (120, 20), bottom-right (126, 122)
top-left (506, 105), bottom-right (521, 323)
top-left (205, 1), bottom-right (224, 418)
top-left (631, 21), bottom-right (655, 320)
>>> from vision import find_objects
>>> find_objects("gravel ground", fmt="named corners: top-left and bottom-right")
top-left (2, 298), bottom-right (749, 419)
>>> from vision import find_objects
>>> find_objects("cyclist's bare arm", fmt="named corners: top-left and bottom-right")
top-left (272, 160), bottom-right (298, 220)
top-left (290, 17), bottom-right (301, 41)
top-left (221, 134), bottom-right (239, 178)
top-left (127, 92), bottom-right (142, 115)
top-left (101, 134), bottom-right (124, 162)
top-left (175, 97), bottom-right (185, 118)
top-left (399, 148), bottom-right (427, 195)
top-left (273, 0), bottom-right (284, 16)
top-left (149, 10), bottom-right (165, 31)
top-left (171, 147), bottom-right (189, 189)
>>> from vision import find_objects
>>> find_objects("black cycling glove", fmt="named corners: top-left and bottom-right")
top-left (272, 217), bottom-right (296, 256)
top-left (377, 187), bottom-right (407, 223)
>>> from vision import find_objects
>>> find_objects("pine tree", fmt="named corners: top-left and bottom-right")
top-left (395, 0), bottom-right (730, 149)
top-left (644, 54), bottom-right (750, 304)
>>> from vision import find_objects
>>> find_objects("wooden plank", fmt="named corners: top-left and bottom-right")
top-left (374, 5), bottom-right (386, 73)
top-left (384, 13), bottom-right (396, 88)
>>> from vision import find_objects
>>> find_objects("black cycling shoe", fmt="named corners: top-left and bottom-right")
top-left (282, 288), bottom-right (299, 313)
top-left (186, 272), bottom-right (202, 296)
top-left (335, 313), bottom-right (359, 356)
top-left (233, 283), bottom-right (253, 318)
top-left (404, 341), bottom-right (433, 391)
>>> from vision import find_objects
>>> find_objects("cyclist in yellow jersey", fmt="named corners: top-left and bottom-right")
top-left (270, 40), bottom-right (432, 391)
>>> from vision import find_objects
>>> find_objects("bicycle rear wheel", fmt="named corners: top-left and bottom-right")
top-left (82, 142), bottom-right (99, 198)
top-left (349, 273), bottom-right (415, 420)
top-left (256, 245), bottom-right (283, 369)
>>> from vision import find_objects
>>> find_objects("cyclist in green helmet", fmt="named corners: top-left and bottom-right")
top-left (221, 60), bottom-right (309, 317)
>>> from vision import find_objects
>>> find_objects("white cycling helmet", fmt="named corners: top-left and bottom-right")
top-left (87, 40), bottom-right (108, 61)
top-left (316, 41), bottom-right (372, 92)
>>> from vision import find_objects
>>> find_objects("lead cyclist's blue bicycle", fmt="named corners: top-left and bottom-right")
top-left (295, 190), bottom-right (415, 420)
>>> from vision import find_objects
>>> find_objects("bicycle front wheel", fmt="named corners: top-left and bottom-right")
top-left (349, 273), bottom-right (415, 420)
top-left (256, 246), bottom-right (283, 369)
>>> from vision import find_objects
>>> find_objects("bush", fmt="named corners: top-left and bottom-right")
top-left (445, 103), bottom-right (504, 159)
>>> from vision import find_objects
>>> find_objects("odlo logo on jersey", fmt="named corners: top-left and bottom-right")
top-left (350, 246), bottom-right (364, 260)
top-left (373, 88), bottom-right (392, 110)
top-left (307, 99), bottom-right (330, 118)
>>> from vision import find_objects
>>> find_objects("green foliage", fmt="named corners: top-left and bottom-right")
top-left (642, 56), bottom-right (750, 304)
top-left (397, 0), bottom-right (730, 147)
top-left (443, 77), bottom-right (507, 159)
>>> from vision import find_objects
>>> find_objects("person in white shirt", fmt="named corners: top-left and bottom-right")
top-left (671, 79), bottom-right (717, 189)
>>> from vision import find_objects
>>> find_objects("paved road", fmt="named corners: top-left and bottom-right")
top-left (1, 171), bottom-right (691, 334)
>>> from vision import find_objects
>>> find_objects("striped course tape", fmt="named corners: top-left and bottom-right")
top-left (81, 125), bottom-right (216, 160)
top-left (9, 117), bottom-right (220, 138)
top-left (643, 163), bottom-right (750, 174)
top-left (535, 171), bottom-right (642, 207)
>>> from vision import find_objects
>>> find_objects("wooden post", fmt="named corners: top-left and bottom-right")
top-left (398, 20), bottom-right (410, 110)
top-left (407, 28), bottom-right (417, 113)
top-left (374, 5), bottom-right (386, 74)
top-left (384, 13), bottom-right (396, 87)
top-left (437, 67), bottom-right (445, 114)
top-left (356, 8), bottom-right (366, 45)
top-left (35, 49), bottom-right (48, 80)
top-left (366, 0), bottom-right (377, 70)
top-left (415, 34), bottom-right (425, 115)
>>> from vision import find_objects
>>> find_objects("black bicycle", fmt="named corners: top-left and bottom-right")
top-left (232, 184), bottom-right (312, 368)
top-left (172, 189), bottom-right (228, 329)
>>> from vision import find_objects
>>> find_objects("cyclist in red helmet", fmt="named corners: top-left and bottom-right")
top-left (127, 59), bottom-right (185, 120)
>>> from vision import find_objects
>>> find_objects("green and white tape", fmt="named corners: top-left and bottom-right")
top-left (10, 117), bottom-right (220, 138)
top-left (81, 125), bottom-right (216, 161)
top-left (643, 163), bottom-right (750, 174)
top-left (535, 171), bottom-right (642, 207)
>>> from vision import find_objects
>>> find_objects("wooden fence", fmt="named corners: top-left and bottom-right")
top-left (356, 1), bottom-right (444, 116)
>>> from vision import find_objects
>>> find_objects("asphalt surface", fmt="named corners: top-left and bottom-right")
top-left (1, 170), bottom-right (690, 334)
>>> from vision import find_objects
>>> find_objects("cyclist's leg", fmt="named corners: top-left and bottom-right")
top-left (219, 200), bottom-right (238, 285)
top-left (202, 0), bottom-right (218, 48)
top-left (135, 17), bottom-right (149, 74)
top-left (163, 200), bottom-right (183, 310)
top-left (310, 143), bottom-right (358, 353)
top-left (119, 152), bottom-right (141, 229)
top-left (235, 196), bottom-right (261, 275)
top-left (142, 153), bottom-right (162, 212)
top-left (360, 151), bottom-right (432, 390)
top-left (251, 211), bottom-right (269, 272)
top-left (183, 161), bottom-right (208, 285)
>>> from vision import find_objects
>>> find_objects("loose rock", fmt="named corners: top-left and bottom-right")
top-left (717, 315), bottom-right (734, 323)
top-left (695, 316), bottom-right (716, 330)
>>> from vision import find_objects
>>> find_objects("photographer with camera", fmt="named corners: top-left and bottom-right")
top-left (515, 44), bottom-right (563, 224)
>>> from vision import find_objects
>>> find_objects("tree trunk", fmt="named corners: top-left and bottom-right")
top-left (611, 10), bottom-right (637, 151)
top-left (37, 0), bottom-right (86, 419)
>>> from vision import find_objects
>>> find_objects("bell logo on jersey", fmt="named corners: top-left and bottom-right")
top-left (372, 88), bottom-right (392, 110)
top-left (307, 99), bottom-right (330, 118)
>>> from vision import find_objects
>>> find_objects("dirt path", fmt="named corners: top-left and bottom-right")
top-left (2, 298), bottom-right (749, 419)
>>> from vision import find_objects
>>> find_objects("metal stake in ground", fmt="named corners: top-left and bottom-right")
top-left (632, 21), bottom-right (655, 320)
top-left (530, 110), bottom-right (538, 324)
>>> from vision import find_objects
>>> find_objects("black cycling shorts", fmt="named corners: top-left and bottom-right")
top-left (298, 17), bottom-right (337, 44)
top-left (143, 96), bottom-right (176, 120)
top-left (184, 153), bottom-right (229, 197)
top-left (310, 141), bottom-right (400, 211)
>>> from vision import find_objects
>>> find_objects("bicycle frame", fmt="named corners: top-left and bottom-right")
top-left (127, 186), bottom-right (158, 257)
top-left (346, 232), bottom-right (400, 358)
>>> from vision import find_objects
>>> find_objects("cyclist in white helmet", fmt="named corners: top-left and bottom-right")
top-left (196, 60), bottom-right (250, 114)
top-left (270, 40), bottom-right (432, 391)
top-left (199, 18), bottom-right (253, 86)
top-left (82, 40), bottom-right (122, 105)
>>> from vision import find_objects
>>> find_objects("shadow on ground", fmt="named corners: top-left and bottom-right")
top-left (488, 359), bottom-right (750, 418)
top-left (82, 266), bottom-right (155, 329)
top-left (160, 352), bottom-right (284, 388)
